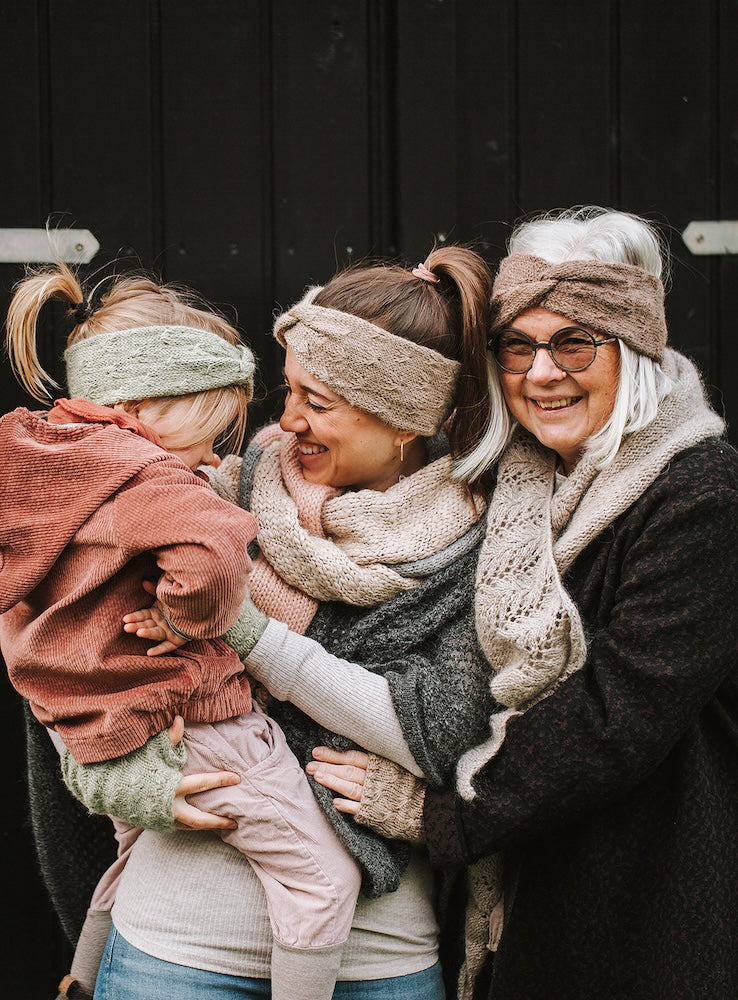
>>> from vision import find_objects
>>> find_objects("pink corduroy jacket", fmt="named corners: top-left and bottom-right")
top-left (0, 404), bottom-right (256, 763)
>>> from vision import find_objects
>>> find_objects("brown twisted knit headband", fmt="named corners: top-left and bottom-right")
top-left (274, 288), bottom-right (461, 435)
top-left (492, 255), bottom-right (668, 362)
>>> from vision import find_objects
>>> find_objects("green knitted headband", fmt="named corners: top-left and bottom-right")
top-left (64, 325), bottom-right (256, 405)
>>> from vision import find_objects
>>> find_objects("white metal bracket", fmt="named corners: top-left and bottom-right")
top-left (682, 221), bottom-right (738, 255)
top-left (0, 228), bottom-right (99, 264)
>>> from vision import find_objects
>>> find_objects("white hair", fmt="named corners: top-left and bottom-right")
top-left (454, 206), bottom-right (674, 482)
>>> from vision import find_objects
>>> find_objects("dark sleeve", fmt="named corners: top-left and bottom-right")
top-left (425, 452), bottom-right (738, 866)
top-left (23, 702), bottom-right (117, 943)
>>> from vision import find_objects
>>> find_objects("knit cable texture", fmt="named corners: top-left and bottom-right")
top-left (274, 288), bottom-right (460, 434)
top-left (222, 594), bottom-right (269, 658)
top-left (61, 729), bottom-right (186, 831)
top-left (492, 255), bottom-right (668, 361)
top-left (354, 753), bottom-right (426, 844)
top-left (65, 325), bottom-right (256, 405)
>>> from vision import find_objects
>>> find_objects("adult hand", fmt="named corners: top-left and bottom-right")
top-left (166, 717), bottom-right (241, 831)
top-left (172, 771), bottom-right (241, 830)
top-left (306, 746), bottom-right (369, 815)
top-left (310, 746), bottom-right (427, 843)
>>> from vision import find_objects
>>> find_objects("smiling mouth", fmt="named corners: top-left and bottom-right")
top-left (299, 443), bottom-right (328, 455)
top-left (532, 397), bottom-right (582, 411)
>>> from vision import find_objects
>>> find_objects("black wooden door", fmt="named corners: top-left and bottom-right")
top-left (1, 2), bottom-right (735, 995)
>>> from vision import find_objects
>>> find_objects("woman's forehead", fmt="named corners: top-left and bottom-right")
top-left (283, 347), bottom-right (343, 403)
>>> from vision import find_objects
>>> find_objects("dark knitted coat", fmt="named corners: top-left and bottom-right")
top-left (425, 438), bottom-right (738, 1000)
top-left (23, 701), bottom-right (117, 944)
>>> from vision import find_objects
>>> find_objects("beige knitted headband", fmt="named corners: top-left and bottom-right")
top-left (492, 255), bottom-right (668, 362)
top-left (273, 287), bottom-right (461, 435)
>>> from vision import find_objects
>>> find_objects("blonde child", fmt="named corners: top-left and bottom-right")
top-left (0, 263), bottom-right (360, 1000)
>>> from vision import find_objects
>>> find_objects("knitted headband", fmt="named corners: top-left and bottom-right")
top-left (492, 255), bottom-right (668, 362)
top-left (273, 287), bottom-right (461, 435)
top-left (64, 325), bottom-right (256, 405)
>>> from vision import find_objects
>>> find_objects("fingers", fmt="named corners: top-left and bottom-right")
top-left (306, 761), bottom-right (365, 803)
top-left (123, 610), bottom-right (159, 626)
top-left (332, 798), bottom-right (360, 816)
top-left (174, 800), bottom-right (238, 831)
top-left (311, 746), bottom-right (369, 769)
top-left (173, 771), bottom-right (241, 829)
top-left (176, 771), bottom-right (241, 797)
top-left (307, 746), bottom-right (369, 807)
top-left (167, 715), bottom-right (185, 746)
top-left (123, 624), bottom-right (164, 639)
top-left (123, 621), bottom-right (164, 636)
top-left (146, 639), bottom-right (181, 657)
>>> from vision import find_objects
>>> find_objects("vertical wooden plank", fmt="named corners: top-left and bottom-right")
top-left (41, 0), bottom-right (156, 391)
top-left (0, 6), bottom-right (78, 994)
top-left (455, 0), bottom-right (517, 264)
top-left (366, 0), bottom-right (396, 256)
top-left (0, 3), bottom-right (49, 413)
top-left (619, 0), bottom-right (713, 371)
top-left (516, 0), bottom-right (615, 213)
top-left (718, 0), bottom-right (738, 444)
top-left (159, 1), bottom-right (270, 344)
top-left (271, 0), bottom-right (372, 303)
top-left (47, 0), bottom-right (155, 261)
top-left (394, 0), bottom-right (458, 260)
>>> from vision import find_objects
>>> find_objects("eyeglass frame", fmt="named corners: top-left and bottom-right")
top-left (488, 325), bottom-right (619, 374)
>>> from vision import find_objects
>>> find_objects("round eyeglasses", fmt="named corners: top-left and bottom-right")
top-left (489, 326), bottom-right (619, 374)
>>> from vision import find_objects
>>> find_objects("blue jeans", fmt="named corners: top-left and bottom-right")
top-left (94, 927), bottom-right (445, 1000)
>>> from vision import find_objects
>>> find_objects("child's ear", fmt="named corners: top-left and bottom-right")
top-left (112, 400), bottom-right (141, 418)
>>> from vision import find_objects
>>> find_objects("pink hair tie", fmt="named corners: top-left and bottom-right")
top-left (411, 262), bottom-right (439, 284)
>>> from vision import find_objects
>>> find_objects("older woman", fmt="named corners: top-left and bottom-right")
top-left (34, 245), bottom-right (500, 1000)
top-left (312, 208), bottom-right (738, 1000)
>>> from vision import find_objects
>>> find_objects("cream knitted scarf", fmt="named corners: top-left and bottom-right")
top-left (247, 425), bottom-right (484, 633)
top-left (458, 347), bottom-right (725, 798)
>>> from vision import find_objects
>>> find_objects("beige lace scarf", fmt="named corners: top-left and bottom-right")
top-left (458, 347), bottom-right (725, 798)
top-left (454, 348), bottom-right (724, 1000)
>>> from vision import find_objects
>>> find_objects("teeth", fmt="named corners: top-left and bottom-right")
top-left (299, 444), bottom-right (327, 455)
top-left (535, 398), bottom-right (578, 410)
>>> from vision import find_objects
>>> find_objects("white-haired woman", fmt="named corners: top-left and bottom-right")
top-left (310, 207), bottom-right (738, 1000)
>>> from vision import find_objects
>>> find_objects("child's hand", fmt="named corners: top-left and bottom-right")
top-left (124, 581), bottom-right (187, 656)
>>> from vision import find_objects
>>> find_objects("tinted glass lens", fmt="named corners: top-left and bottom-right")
top-left (493, 328), bottom-right (598, 372)
top-left (494, 331), bottom-right (537, 371)
top-left (549, 329), bottom-right (596, 370)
